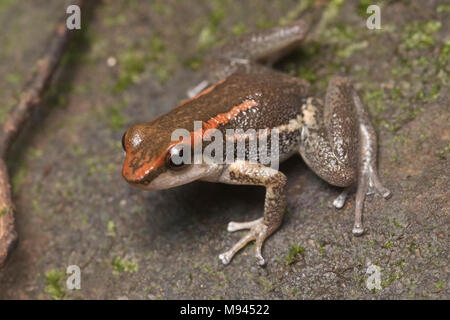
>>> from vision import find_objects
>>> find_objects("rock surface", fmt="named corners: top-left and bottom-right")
top-left (0, 0), bottom-right (448, 299)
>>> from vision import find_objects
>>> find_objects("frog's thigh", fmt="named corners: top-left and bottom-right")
top-left (301, 77), bottom-right (391, 235)
top-left (299, 93), bottom-right (357, 188)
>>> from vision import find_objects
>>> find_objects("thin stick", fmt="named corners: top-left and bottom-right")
top-left (0, 0), bottom-right (83, 267)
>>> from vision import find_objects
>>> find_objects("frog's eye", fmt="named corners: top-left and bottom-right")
top-left (166, 144), bottom-right (189, 171)
top-left (121, 132), bottom-right (127, 151)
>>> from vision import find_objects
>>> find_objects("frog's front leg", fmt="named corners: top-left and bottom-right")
top-left (217, 161), bottom-right (287, 266)
top-left (299, 77), bottom-right (391, 235)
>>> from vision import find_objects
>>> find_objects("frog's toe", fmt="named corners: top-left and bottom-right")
top-left (220, 219), bottom-right (271, 266)
top-left (218, 251), bottom-right (233, 265)
top-left (375, 181), bottom-right (391, 199)
top-left (333, 188), bottom-right (350, 209)
top-left (369, 170), bottom-right (392, 199)
top-left (352, 165), bottom-right (391, 236)
top-left (256, 254), bottom-right (266, 266)
top-left (226, 217), bottom-right (263, 232)
top-left (352, 223), bottom-right (365, 236)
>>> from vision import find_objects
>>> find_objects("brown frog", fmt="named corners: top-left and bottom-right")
top-left (121, 20), bottom-right (391, 265)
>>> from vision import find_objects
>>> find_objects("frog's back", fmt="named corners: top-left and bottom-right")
top-left (165, 72), bottom-right (311, 133)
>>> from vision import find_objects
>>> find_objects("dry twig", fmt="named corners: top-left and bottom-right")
top-left (0, 0), bottom-right (84, 267)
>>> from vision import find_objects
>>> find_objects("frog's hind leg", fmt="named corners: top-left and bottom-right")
top-left (188, 20), bottom-right (309, 97)
top-left (216, 19), bottom-right (309, 65)
top-left (299, 77), bottom-right (391, 235)
top-left (351, 86), bottom-right (391, 234)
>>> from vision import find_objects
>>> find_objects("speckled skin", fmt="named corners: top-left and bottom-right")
top-left (121, 20), bottom-right (391, 266)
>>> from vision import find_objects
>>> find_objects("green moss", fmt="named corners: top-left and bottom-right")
top-left (109, 100), bottom-right (127, 131)
top-left (436, 141), bottom-right (450, 160)
top-left (151, 1), bottom-right (172, 16)
top-left (11, 164), bottom-right (27, 194)
top-left (436, 4), bottom-right (450, 13)
top-left (256, 15), bottom-right (276, 29)
top-left (183, 56), bottom-right (203, 71)
top-left (0, 0), bottom-right (15, 12)
top-left (70, 145), bottom-right (85, 157)
top-left (319, 244), bottom-right (326, 255)
top-left (285, 244), bottom-right (305, 265)
top-left (279, 0), bottom-right (313, 26)
top-left (444, 142), bottom-right (450, 154)
top-left (0, 206), bottom-right (8, 217)
top-left (107, 220), bottom-right (116, 237)
top-left (437, 41), bottom-right (450, 69)
top-left (337, 40), bottom-right (368, 59)
top-left (113, 50), bottom-right (146, 94)
top-left (381, 273), bottom-right (400, 288)
top-left (392, 218), bottom-right (404, 229)
top-left (408, 241), bottom-right (419, 252)
top-left (113, 33), bottom-right (174, 92)
top-left (258, 276), bottom-right (273, 292)
top-left (315, 0), bottom-right (345, 36)
top-left (0, 100), bottom-right (14, 124)
top-left (395, 258), bottom-right (405, 268)
top-left (429, 83), bottom-right (441, 101)
top-left (28, 148), bottom-right (43, 159)
top-left (197, 1), bottom-right (226, 50)
top-left (201, 264), bottom-right (212, 273)
top-left (5, 72), bottom-right (22, 85)
top-left (364, 88), bottom-right (385, 126)
top-left (85, 156), bottom-right (117, 177)
top-left (402, 21), bottom-right (442, 50)
top-left (44, 269), bottom-right (66, 300)
top-left (112, 257), bottom-right (138, 275)
top-left (321, 23), bottom-right (356, 44)
top-left (231, 22), bottom-right (247, 36)
top-left (383, 241), bottom-right (393, 249)
top-left (104, 13), bottom-right (127, 27)
top-left (356, 0), bottom-right (374, 17)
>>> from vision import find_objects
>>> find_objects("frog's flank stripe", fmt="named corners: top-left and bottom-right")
top-left (204, 99), bottom-right (258, 130)
top-left (190, 99), bottom-right (259, 145)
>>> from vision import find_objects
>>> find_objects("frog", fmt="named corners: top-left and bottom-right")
top-left (121, 20), bottom-right (391, 266)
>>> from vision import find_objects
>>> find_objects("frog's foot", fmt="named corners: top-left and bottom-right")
top-left (219, 218), bottom-right (269, 266)
top-left (333, 188), bottom-right (350, 209)
top-left (353, 167), bottom-right (391, 235)
top-left (352, 91), bottom-right (392, 236)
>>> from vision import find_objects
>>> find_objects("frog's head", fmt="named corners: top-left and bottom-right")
top-left (121, 121), bottom-right (211, 190)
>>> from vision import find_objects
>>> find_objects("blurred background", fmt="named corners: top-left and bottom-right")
top-left (0, 0), bottom-right (448, 299)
